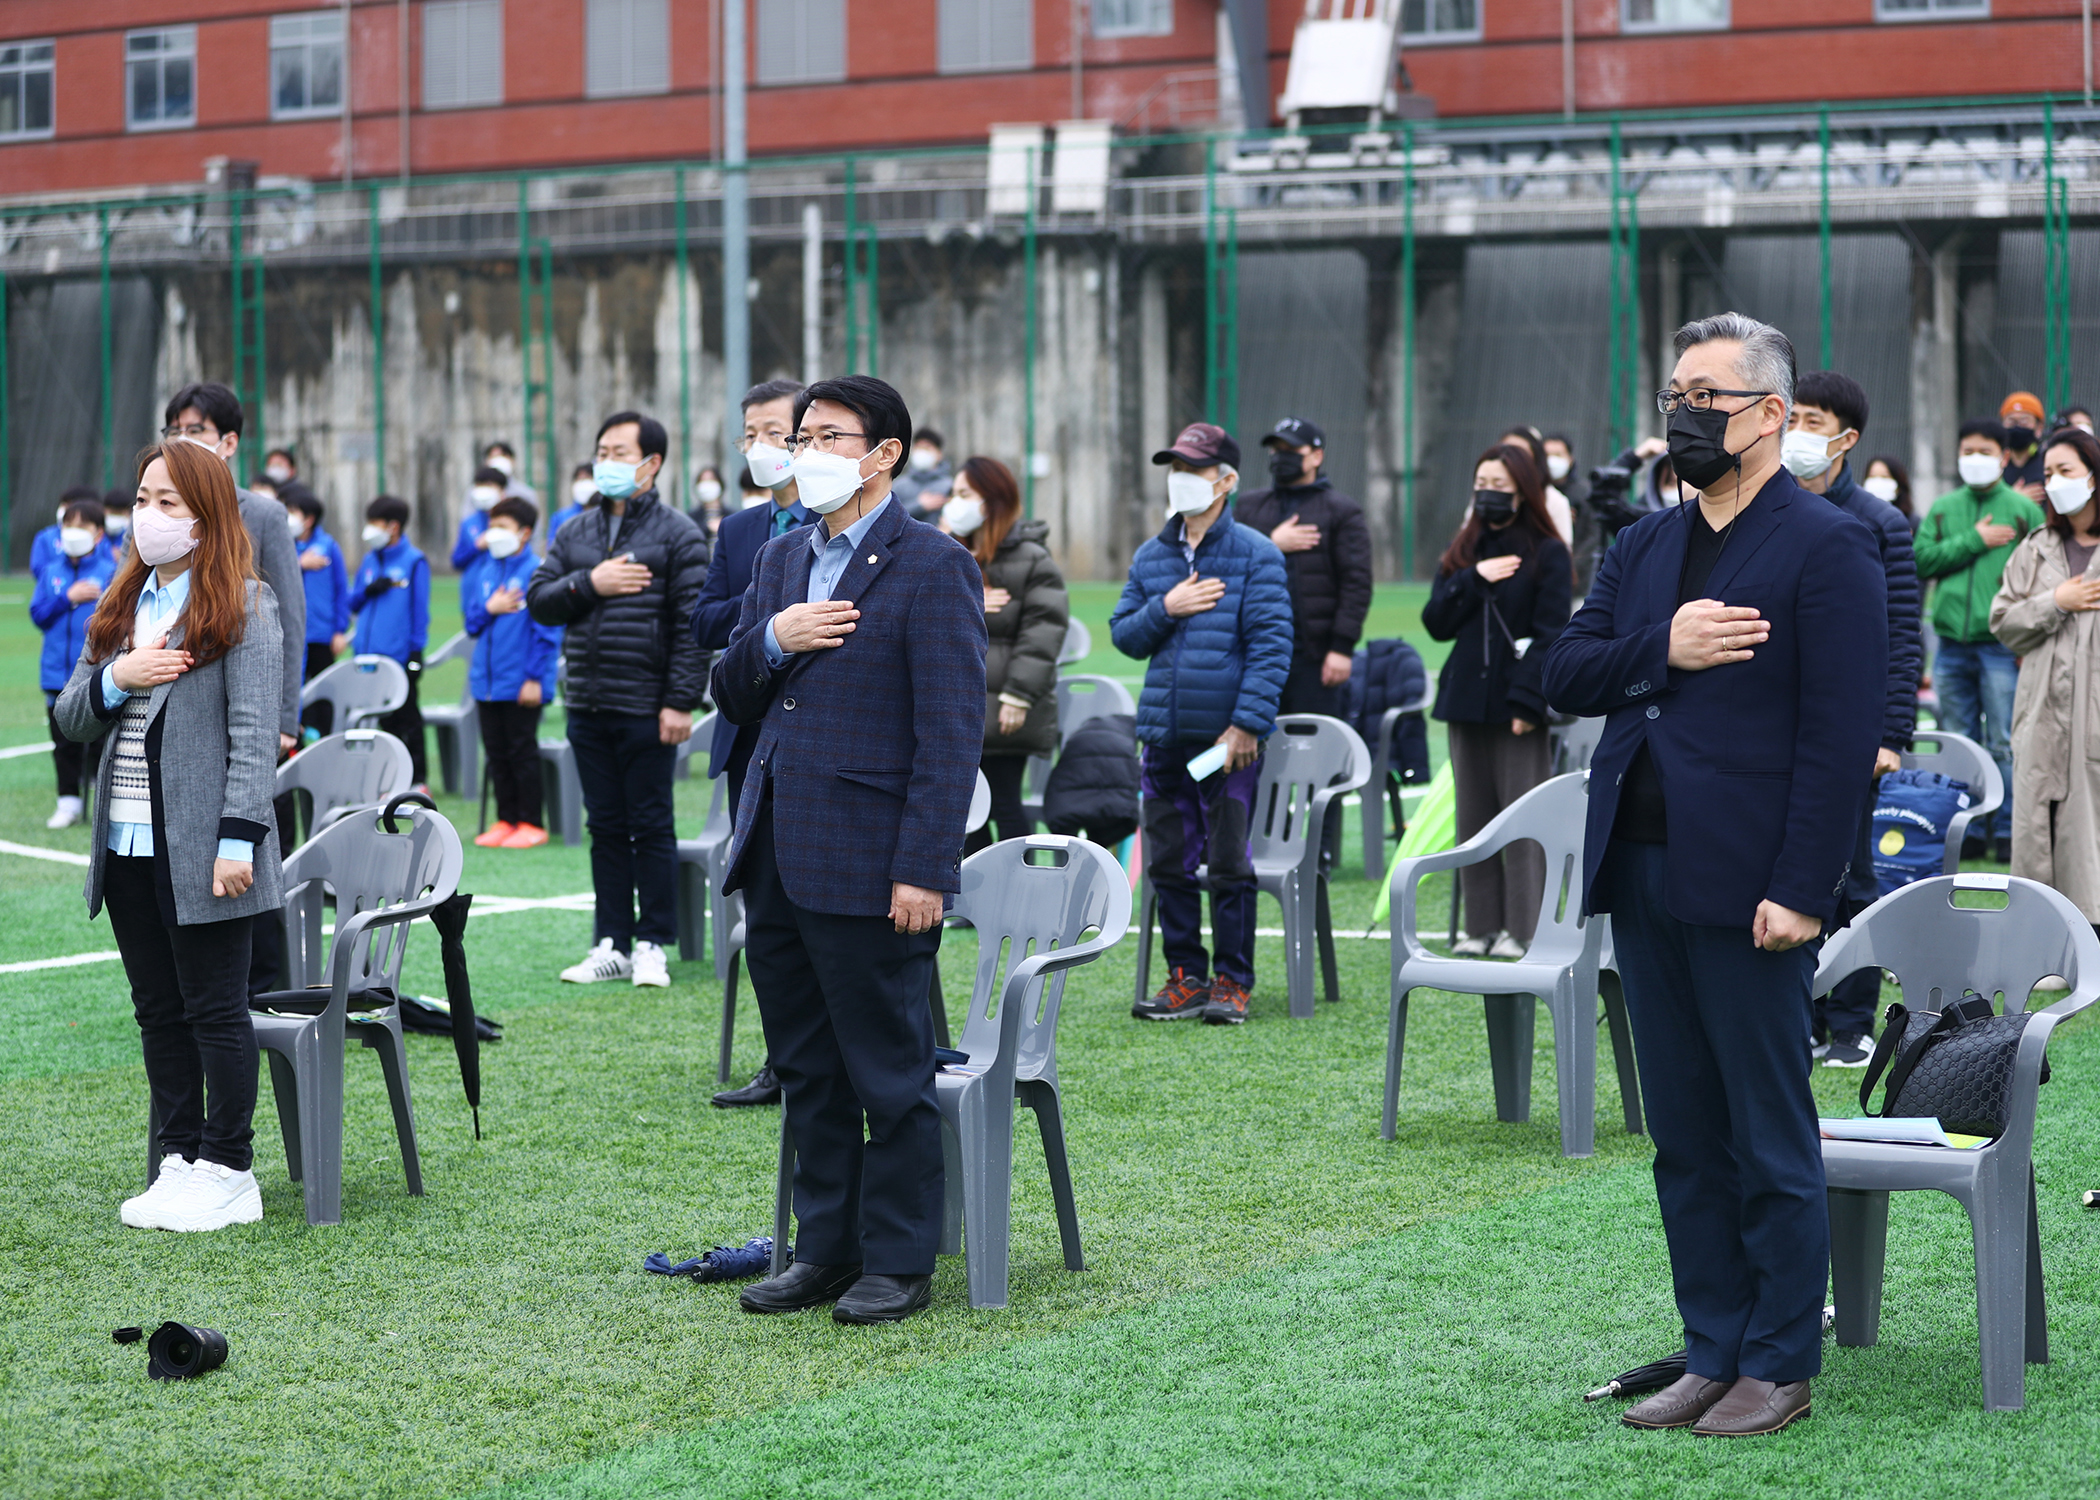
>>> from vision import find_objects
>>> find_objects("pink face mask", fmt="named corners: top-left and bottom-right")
top-left (132, 503), bottom-right (201, 567)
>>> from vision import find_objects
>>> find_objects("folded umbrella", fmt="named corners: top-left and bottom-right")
top-left (425, 891), bottom-right (483, 1140)
top-left (644, 1238), bottom-right (791, 1283)
top-left (1584, 1352), bottom-right (1688, 1402)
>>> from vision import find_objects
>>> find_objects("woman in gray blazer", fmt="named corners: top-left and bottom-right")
top-left (55, 439), bottom-right (285, 1234)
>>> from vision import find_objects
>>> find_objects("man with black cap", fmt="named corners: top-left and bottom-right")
top-left (1111, 422), bottom-right (1294, 1026)
top-left (1233, 417), bottom-right (1375, 719)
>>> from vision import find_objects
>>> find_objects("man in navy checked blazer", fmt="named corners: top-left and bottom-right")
top-left (713, 375), bottom-right (988, 1326)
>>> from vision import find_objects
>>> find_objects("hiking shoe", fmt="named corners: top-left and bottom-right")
top-left (631, 940), bottom-right (672, 988)
top-left (1134, 967), bottom-right (1210, 1021)
top-left (1202, 977), bottom-right (1251, 1025)
top-left (474, 821), bottom-right (516, 848)
top-left (561, 938), bottom-right (632, 983)
top-left (499, 823), bottom-right (548, 848)
top-left (1822, 1032), bottom-right (1873, 1068)
top-left (120, 1155), bottom-right (191, 1230)
top-left (164, 1158), bottom-right (264, 1232)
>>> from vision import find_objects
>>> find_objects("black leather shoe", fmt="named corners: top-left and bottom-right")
top-left (712, 1066), bottom-right (781, 1108)
top-left (832, 1273), bottom-right (932, 1325)
top-left (738, 1260), bottom-right (862, 1314)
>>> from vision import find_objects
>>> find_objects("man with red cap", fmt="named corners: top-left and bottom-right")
top-left (1999, 391), bottom-right (2048, 502)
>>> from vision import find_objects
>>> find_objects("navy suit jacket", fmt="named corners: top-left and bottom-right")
top-left (691, 498), bottom-right (814, 779)
top-left (712, 498), bottom-right (989, 916)
top-left (1542, 467), bottom-right (1887, 928)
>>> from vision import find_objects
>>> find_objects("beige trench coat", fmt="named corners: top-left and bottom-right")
top-left (1989, 528), bottom-right (2100, 921)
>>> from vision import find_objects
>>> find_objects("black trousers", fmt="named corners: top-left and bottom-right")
top-left (745, 795), bottom-right (944, 1273)
top-left (303, 640), bottom-right (336, 682)
top-left (1278, 652), bottom-right (1347, 718)
top-left (47, 696), bottom-right (98, 799)
top-left (105, 855), bottom-right (261, 1173)
top-left (376, 668), bottom-right (426, 784)
top-left (477, 699), bottom-right (545, 827)
top-left (568, 709), bottom-right (678, 950)
top-left (963, 753), bottom-right (1030, 855)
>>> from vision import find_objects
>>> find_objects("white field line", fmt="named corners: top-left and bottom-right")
top-left (0, 838), bottom-right (92, 866)
top-left (0, 742), bottom-right (54, 761)
top-left (0, 891), bottom-right (599, 976)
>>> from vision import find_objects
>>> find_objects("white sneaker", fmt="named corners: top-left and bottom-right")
top-left (631, 939), bottom-right (671, 988)
top-left (119, 1154), bottom-right (191, 1230)
top-left (1449, 934), bottom-right (1491, 957)
top-left (164, 1158), bottom-right (264, 1232)
top-left (1489, 934), bottom-right (1527, 960)
top-left (560, 938), bottom-right (632, 983)
top-left (46, 795), bottom-right (83, 830)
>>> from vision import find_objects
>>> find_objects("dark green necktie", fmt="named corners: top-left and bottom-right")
top-left (773, 509), bottom-right (794, 539)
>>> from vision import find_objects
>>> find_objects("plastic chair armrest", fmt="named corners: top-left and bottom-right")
top-left (324, 898), bottom-right (451, 1007)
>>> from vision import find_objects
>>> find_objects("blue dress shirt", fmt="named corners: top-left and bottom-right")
top-left (762, 496), bottom-right (893, 668)
top-left (98, 568), bottom-right (255, 864)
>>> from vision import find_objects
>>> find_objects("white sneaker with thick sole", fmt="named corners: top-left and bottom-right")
top-left (1449, 934), bottom-right (1492, 957)
top-left (164, 1158), bottom-right (264, 1231)
top-left (631, 939), bottom-right (671, 988)
top-left (119, 1154), bottom-right (191, 1230)
top-left (560, 938), bottom-right (633, 983)
top-left (1488, 934), bottom-right (1527, 960)
top-left (46, 795), bottom-right (83, 830)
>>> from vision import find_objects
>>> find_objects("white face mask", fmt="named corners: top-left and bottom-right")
top-left (264, 463), bottom-right (292, 484)
top-left (362, 523), bottom-right (390, 549)
top-left (746, 442), bottom-right (796, 489)
top-left (286, 510), bottom-right (305, 536)
top-left (1166, 470), bottom-right (1221, 518)
top-left (60, 526), bottom-right (98, 558)
top-left (1545, 453), bottom-right (1572, 481)
top-left (791, 447), bottom-right (877, 515)
top-left (944, 497), bottom-right (985, 536)
top-left (105, 513), bottom-right (129, 535)
top-left (695, 479), bottom-right (723, 504)
top-left (1780, 428), bottom-right (1849, 481)
top-left (2045, 473), bottom-right (2093, 517)
top-left (1862, 476), bottom-right (1901, 504)
top-left (570, 478), bottom-right (596, 504)
top-left (485, 526), bottom-right (523, 559)
top-left (133, 505), bottom-right (201, 567)
top-left (909, 446), bottom-right (940, 473)
top-left (1958, 451), bottom-right (2003, 488)
top-left (485, 453), bottom-right (513, 477)
top-left (471, 485), bottom-right (501, 510)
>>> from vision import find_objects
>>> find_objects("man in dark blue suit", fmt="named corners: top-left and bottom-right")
top-left (713, 374), bottom-right (987, 1325)
top-left (691, 378), bottom-right (812, 1109)
top-left (1544, 313), bottom-right (1886, 1439)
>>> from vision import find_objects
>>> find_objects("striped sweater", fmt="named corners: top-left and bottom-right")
top-left (106, 691), bottom-right (155, 826)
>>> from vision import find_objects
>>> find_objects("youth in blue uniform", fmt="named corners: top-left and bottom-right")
top-left (450, 466), bottom-right (509, 570)
top-left (32, 495), bottom-right (118, 828)
top-left (287, 491), bottom-right (351, 687)
top-left (463, 497), bottom-right (560, 845)
top-left (548, 461), bottom-right (596, 541)
top-left (100, 491), bottom-right (134, 568)
top-left (350, 495), bottom-right (431, 784)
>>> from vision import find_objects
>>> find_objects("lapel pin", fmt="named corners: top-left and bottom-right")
top-left (868, 554), bottom-right (878, 565)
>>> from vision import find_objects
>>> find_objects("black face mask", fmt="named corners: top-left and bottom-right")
top-left (1666, 404), bottom-right (1744, 492)
top-left (1472, 489), bottom-right (1516, 526)
top-left (1268, 449), bottom-right (1306, 486)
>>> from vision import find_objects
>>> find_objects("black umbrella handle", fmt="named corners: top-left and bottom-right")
top-left (382, 790), bottom-right (438, 833)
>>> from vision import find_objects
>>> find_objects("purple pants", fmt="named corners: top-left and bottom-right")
top-left (1142, 743), bottom-right (1261, 987)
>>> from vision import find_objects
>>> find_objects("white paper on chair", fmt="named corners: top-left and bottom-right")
top-left (1819, 1117), bottom-right (1987, 1149)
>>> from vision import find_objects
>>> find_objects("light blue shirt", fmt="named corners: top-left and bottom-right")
top-left (762, 496), bottom-right (893, 669)
top-left (99, 568), bottom-right (255, 864)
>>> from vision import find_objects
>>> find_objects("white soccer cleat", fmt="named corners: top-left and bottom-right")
top-left (47, 795), bottom-right (83, 830)
top-left (164, 1158), bottom-right (264, 1232)
top-left (631, 939), bottom-right (671, 989)
top-left (560, 938), bottom-right (633, 983)
top-left (119, 1154), bottom-right (192, 1230)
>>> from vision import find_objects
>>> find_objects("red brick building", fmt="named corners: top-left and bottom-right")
top-left (0, 0), bottom-right (2090, 195)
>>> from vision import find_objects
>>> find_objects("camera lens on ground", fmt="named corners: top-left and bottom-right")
top-left (146, 1321), bottom-right (228, 1380)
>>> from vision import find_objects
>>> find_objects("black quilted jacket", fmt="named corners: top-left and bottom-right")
top-left (527, 488), bottom-right (711, 716)
top-left (1233, 478), bottom-right (1376, 661)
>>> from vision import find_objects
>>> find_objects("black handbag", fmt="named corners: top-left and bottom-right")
top-left (1859, 995), bottom-right (2049, 1140)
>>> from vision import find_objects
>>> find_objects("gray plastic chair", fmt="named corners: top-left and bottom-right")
top-left (1383, 771), bottom-right (1641, 1159)
top-left (418, 631), bottom-right (481, 801)
top-left (536, 738), bottom-right (585, 847)
top-left (1815, 872), bottom-right (2099, 1411)
top-left (670, 717), bottom-right (751, 1083)
top-left (1022, 674), bottom-right (1138, 830)
top-left (1132, 714), bottom-right (1370, 1019)
top-left (770, 835), bottom-right (1131, 1307)
top-left (1360, 689), bottom-right (1432, 883)
top-left (276, 729), bottom-right (414, 846)
top-left (160, 804), bottom-right (463, 1226)
top-left (1055, 617), bottom-right (1092, 667)
top-left (1901, 729), bottom-right (2005, 872)
top-left (300, 653), bottom-right (410, 736)
top-left (1548, 713), bottom-right (1607, 776)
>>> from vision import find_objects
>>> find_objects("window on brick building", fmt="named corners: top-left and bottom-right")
top-left (1402, 0), bottom-right (1482, 42)
top-left (1622, 0), bottom-right (1728, 30)
top-left (424, 0), bottom-right (504, 109)
top-left (756, 0), bottom-right (846, 85)
top-left (0, 40), bottom-right (55, 140)
top-left (940, 0), bottom-right (1034, 73)
top-left (586, 0), bottom-right (670, 97)
top-left (272, 12), bottom-right (345, 119)
top-left (1093, 0), bottom-right (1173, 36)
top-left (127, 27), bottom-right (196, 131)
top-left (1877, 0), bottom-right (1987, 17)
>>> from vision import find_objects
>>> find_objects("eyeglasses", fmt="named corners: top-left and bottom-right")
top-left (1654, 388), bottom-right (1769, 416)
top-left (788, 430), bottom-right (869, 455)
top-left (161, 422), bottom-right (216, 440)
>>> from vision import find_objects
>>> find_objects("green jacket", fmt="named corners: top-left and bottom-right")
top-left (1914, 481), bottom-right (2047, 644)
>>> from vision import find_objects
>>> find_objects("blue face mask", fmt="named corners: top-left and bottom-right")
top-left (593, 459), bottom-right (643, 500)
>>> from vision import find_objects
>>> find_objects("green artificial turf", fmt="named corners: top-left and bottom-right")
top-left (1, 576), bottom-right (2091, 1500)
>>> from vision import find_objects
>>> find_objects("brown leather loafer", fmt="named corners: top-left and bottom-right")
top-left (1693, 1377), bottom-right (1811, 1436)
top-left (1621, 1373), bottom-right (1734, 1429)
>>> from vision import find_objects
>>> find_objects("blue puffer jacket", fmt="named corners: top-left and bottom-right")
top-left (1110, 505), bottom-right (1295, 749)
